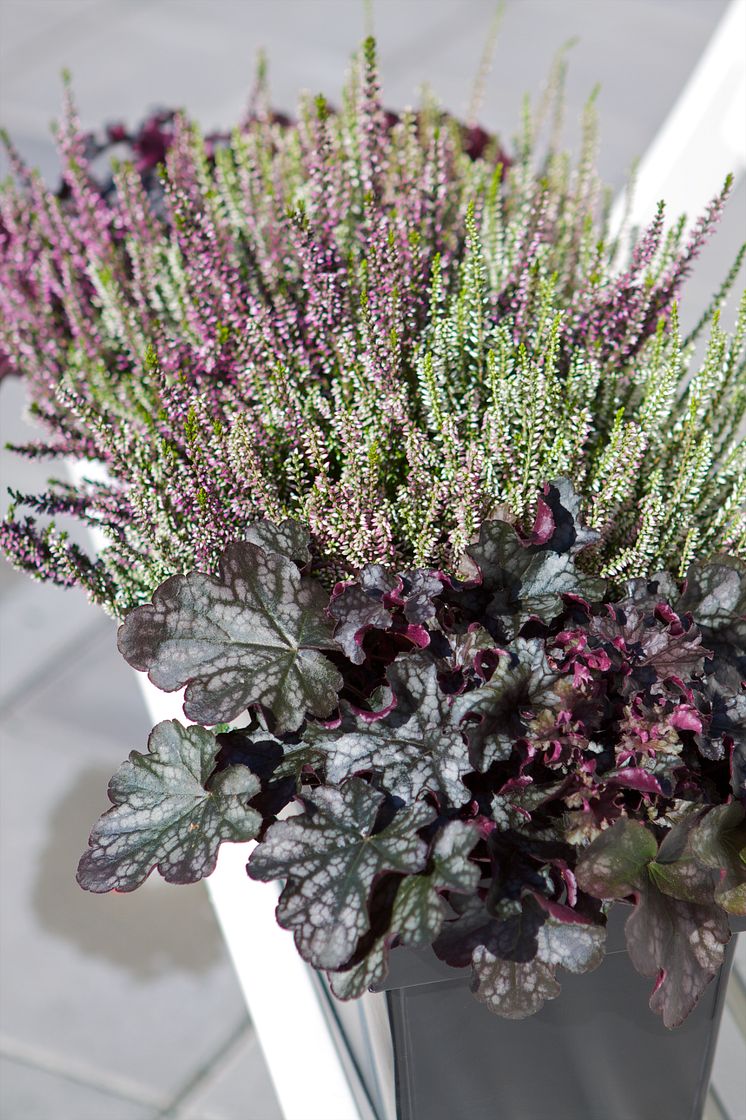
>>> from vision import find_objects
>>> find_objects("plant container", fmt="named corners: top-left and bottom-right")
top-left (319, 908), bottom-right (745, 1120)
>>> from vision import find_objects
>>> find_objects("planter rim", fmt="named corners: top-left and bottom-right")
top-left (374, 907), bottom-right (746, 993)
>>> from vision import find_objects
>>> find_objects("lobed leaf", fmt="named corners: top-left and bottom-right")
top-left (454, 638), bottom-right (564, 769)
top-left (689, 803), bottom-right (746, 915)
top-left (318, 655), bottom-right (472, 805)
top-left (471, 915), bottom-right (605, 1019)
top-left (247, 779), bottom-right (434, 969)
top-left (77, 721), bottom-right (261, 892)
top-left (118, 540), bottom-right (343, 731)
top-left (625, 879), bottom-right (730, 1028)
top-left (328, 565), bottom-right (396, 663)
top-left (243, 518), bottom-right (312, 567)
top-left (575, 819), bottom-right (658, 899)
top-left (677, 556), bottom-right (746, 641)
top-left (330, 821), bottom-right (481, 998)
top-left (433, 894), bottom-right (546, 968)
top-left (398, 570), bottom-right (443, 623)
top-left (463, 490), bottom-right (605, 631)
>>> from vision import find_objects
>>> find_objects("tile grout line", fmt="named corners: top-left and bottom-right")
top-left (156, 1016), bottom-right (255, 1119)
top-left (0, 1032), bottom-right (168, 1112)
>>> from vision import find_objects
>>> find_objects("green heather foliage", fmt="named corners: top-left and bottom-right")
top-left (0, 41), bottom-right (743, 615)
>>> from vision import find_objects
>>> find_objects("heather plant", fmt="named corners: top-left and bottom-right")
top-left (1, 41), bottom-right (745, 1029)
top-left (1, 41), bottom-right (743, 616)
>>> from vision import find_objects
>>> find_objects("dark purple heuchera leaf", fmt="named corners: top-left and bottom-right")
top-left (212, 726), bottom-right (325, 818)
top-left (118, 537), bottom-right (342, 732)
top-left (448, 623), bottom-right (499, 673)
top-left (462, 482), bottom-right (605, 631)
top-left (490, 777), bottom-right (567, 832)
top-left (328, 565), bottom-right (397, 664)
top-left (588, 602), bottom-right (708, 692)
top-left (454, 638), bottom-right (564, 769)
top-left (316, 654), bottom-right (472, 805)
top-left (470, 914), bottom-right (605, 1019)
top-left (700, 664), bottom-right (746, 795)
top-left (329, 820), bottom-right (481, 998)
top-left (329, 565), bottom-right (441, 664)
top-left (575, 818), bottom-right (733, 1027)
top-left (677, 557), bottom-right (746, 689)
top-left (676, 557), bottom-right (746, 793)
top-left (77, 721), bottom-right (261, 893)
top-left (625, 882), bottom-right (730, 1029)
top-left (433, 893), bottom-right (547, 968)
top-left (398, 570), bottom-right (443, 623)
top-left (393, 820), bottom-right (481, 941)
top-left (677, 556), bottom-right (746, 641)
top-left (537, 479), bottom-right (600, 554)
top-left (657, 804), bottom-right (746, 916)
top-left (247, 779), bottom-right (434, 969)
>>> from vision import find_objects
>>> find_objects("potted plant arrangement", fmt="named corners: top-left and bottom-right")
top-left (1, 37), bottom-right (744, 1120)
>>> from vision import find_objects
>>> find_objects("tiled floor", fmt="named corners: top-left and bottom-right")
top-left (0, 2), bottom-right (743, 1118)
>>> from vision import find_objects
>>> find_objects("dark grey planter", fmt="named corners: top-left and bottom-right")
top-left (317, 907), bottom-right (744, 1120)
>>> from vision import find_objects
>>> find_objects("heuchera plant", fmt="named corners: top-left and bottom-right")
top-left (1, 40), bottom-right (744, 1027)
top-left (76, 485), bottom-right (746, 1028)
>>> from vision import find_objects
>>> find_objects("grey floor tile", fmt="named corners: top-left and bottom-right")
top-left (11, 609), bottom-right (149, 743)
top-left (0, 1054), bottom-right (156, 1120)
top-left (0, 691), bottom-right (258, 1103)
top-left (0, 0), bottom-right (118, 64)
top-left (175, 1029), bottom-right (282, 1120)
top-left (0, 580), bottom-right (104, 711)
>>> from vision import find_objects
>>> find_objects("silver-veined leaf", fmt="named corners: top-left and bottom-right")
top-left (118, 540), bottom-right (343, 732)
top-left (329, 820), bottom-right (480, 998)
top-left (248, 779), bottom-right (434, 969)
top-left (318, 655), bottom-right (471, 805)
top-left (77, 721), bottom-right (261, 893)
top-left (471, 915), bottom-right (605, 1018)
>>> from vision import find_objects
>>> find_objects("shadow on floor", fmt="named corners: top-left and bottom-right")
top-left (32, 766), bottom-right (226, 980)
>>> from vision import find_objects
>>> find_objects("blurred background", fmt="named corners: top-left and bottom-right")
top-left (0, 2), bottom-right (744, 1118)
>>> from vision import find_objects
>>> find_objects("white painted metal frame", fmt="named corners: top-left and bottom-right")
top-left (609, 0), bottom-right (746, 235)
top-left (69, 5), bottom-right (746, 1116)
top-left (136, 681), bottom-right (369, 1120)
